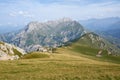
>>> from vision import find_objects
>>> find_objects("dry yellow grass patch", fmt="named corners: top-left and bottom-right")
top-left (0, 48), bottom-right (120, 80)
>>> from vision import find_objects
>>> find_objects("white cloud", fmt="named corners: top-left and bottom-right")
top-left (0, 0), bottom-right (120, 26)
top-left (18, 11), bottom-right (24, 14)
top-left (29, 1), bottom-right (120, 20)
top-left (9, 10), bottom-right (34, 18)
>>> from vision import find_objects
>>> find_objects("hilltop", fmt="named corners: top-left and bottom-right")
top-left (80, 17), bottom-right (120, 49)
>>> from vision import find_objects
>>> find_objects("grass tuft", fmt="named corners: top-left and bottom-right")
top-left (0, 41), bottom-right (4, 45)
top-left (13, 49), bottom-right (22, 57)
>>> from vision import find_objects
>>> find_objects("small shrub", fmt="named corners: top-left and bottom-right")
top-left (21, 52), bottom-right (50, 59)
top-left (0, 42), bottom-right (4, 45)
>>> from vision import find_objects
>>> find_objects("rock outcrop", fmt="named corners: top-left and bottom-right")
top-left (0, 41), bottom-right (26, 60)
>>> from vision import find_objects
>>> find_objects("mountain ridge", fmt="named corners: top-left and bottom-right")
top-left (0, 18), bottom-right (119, 55)
top-left (80, 17), bottom-right (120, 49)
top-left (0, 18), bottom-right (85, 52)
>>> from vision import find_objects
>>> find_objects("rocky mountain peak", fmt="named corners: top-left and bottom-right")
top-left (25, 21), bottom-right (39, 32)
top-left (0, 18), bottom-right (85, 52)
top-left (25, 18), bottom-right (74, 33)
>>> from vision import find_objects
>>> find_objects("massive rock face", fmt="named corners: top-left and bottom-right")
top-left (0, 41), bottom-right (26, 60)
top-left (0, 18), bottom-right (85, 51)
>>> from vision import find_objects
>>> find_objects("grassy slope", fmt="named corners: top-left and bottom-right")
top-left (70, 45), bottom-right (120, 64)
top-left (69, 33), bottom-right (120, 64)
top-left (0, 47), bottom-right (120, 80)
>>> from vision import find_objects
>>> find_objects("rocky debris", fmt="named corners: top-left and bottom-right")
top-left (26, 45), bottom-right (48, 52)
top-left (25, 44), bottom-right (56, 53)
top-left (96, 54), bottom-right (102, 57)
top-left (0, 41), bottom-right (26, 60)
top-left (107, 48), bottom-right (113, 55)
top-left (0, 54), bottom-right (19, 60)
top-left (96, 50), bottom-right (103, 57)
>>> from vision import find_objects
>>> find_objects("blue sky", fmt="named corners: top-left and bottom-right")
top-left (0, 0), bottom-right (120, 28)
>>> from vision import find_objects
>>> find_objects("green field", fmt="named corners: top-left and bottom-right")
top-left (0, 47), bottom-right (120, 80)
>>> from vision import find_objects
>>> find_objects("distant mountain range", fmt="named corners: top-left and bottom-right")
top-left (80, 17), bottom-right (120, 31)
top-left (80, 17), bottom-right (120, 48)
top-left (0, 26), bottom-right (24, 34)
top-left (0, 18), bottom-right (119, 54)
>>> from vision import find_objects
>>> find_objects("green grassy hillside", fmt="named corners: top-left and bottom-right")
top-left (68, 33), bottom-right (120, 63)
top-left (69, 45), bottom-right (120, 63)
